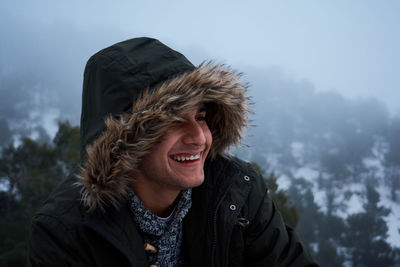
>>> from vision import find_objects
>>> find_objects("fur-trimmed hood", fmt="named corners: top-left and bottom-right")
top-left (77, 38), bottom-right (249, 212)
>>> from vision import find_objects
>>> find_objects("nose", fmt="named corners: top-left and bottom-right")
top-left (182, 120), bottom-right (207, 146)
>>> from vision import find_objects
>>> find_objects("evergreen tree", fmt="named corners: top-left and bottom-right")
top-left (0, 121), bottom-right (79, 266)
top-left (317, 239), bottom-right (345, 267)
top-left (53, 121), bottom-right (80, 173)
top-left (384, 117), bottom-right (400, 201)
top-left (288, 178), bottom-right (320, 247)
top-left (0, 118), bottom-right (12, 148)
top-left (341, 185), bottom-right (398, 266)
top-left (250, 162), bottom-right (299, 228)
top-left (288, 177), bottom-right (346, 266)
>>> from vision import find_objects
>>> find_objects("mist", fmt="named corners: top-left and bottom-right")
top-left (1, 1), bottom-right (400, 265)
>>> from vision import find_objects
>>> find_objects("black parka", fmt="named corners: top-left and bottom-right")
top-left (28, 37), bottom-right (318, 266)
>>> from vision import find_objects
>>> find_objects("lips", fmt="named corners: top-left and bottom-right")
top-left (170, 152), bottom-right (202, 162)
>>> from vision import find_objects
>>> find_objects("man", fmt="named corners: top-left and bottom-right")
top-left (28, 37), bottom-right (318, 266)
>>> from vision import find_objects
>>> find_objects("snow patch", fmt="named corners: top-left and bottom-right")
top-left (294, 166), bottom-right (320, 182)
top-left (377, 184), bottom-right (400, 247)
top-left (335, 183), bottom-right (364, 217)
top-left (276, 174), bottom-right (291, 190)
top-left (313, 189), bottom-right (327, 214)
top-left (0, 179), bottom-right (9, 191)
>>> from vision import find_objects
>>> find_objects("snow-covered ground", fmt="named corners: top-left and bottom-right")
top-left (282, 164), bottom-right (400, 248)
top-left (263, 139), bottom-right (400, 248)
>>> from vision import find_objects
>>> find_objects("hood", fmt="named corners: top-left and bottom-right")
top-left (77, 37), bottom-right (249, 212)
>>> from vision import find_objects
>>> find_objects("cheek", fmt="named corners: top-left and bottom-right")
top-left (138, 142), bottom-right (169, 171)
top-left (149, 135), bottom-right (176, 157)
top-left (204, 126), bottom-right (213, 148)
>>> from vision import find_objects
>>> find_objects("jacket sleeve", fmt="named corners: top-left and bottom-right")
top-left (27, 214), bottom-right (91, 267)
top-left (243, 171), bottom-right (319, 267)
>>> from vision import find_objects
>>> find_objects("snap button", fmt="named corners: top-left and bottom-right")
top-left (144, 243), bottom-right (158, 254)
top-left (230, 204), bottom-right (237, 211)
top-left (237, 217), bottom-right (250, 227)
top-left (243, 175), bottom-right (250, 181)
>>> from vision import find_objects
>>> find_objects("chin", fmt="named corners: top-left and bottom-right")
top-left (178, 175), bottom-right (205, 190)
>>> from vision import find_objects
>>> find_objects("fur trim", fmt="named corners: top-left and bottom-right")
top-left (76, 63), bottom-right (249, 212)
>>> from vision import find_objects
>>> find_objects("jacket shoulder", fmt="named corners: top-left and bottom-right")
top-left (34, 175), bottom-right (84, 225)
top-left (214, 155), bottom-right (268, 198)
top-left (27, 176), bottom-right (94, 266)
top-left (206, 155), bottom-right (268, 220)
top-left (207, 155), bottom-right (264, 182)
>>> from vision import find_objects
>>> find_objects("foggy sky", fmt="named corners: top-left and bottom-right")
top-left (1, 0), bottom-right (400, 132)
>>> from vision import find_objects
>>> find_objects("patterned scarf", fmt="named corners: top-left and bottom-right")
top-left (127, 189), bottom-right (192, 267)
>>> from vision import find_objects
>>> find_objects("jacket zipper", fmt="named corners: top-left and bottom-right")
top-left (211, 210), bottom-right (217, 267)
top-left (210, 183), bottom-right (233, 267)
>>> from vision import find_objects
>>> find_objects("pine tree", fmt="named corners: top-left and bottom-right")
top-left (0, 121), bottom-right (79, 266)
top-left (384, 117), bottom-right (400, 201)
top-left (288, 177), bottom-right (346, 266)
top-left (250, 162), bottom-right (299, 228)
top-left (341, 185), bottom-right (398, 266)
top-left (288, 178), bottom-right (320, 247)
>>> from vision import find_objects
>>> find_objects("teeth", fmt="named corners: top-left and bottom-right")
top-left (173, 153), bottom-right (200, 162)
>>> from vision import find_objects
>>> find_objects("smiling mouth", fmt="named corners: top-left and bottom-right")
top-left (170, 152), bottom-right (202, 162)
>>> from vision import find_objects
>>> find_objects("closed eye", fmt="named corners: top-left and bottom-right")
top-left (195, 112), bottom-right (207, 121)
top-left (196, 116), bottom-right (206, 121)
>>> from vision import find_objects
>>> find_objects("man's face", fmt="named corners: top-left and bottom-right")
top-left (136, 102), bottom-right (212, 192)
